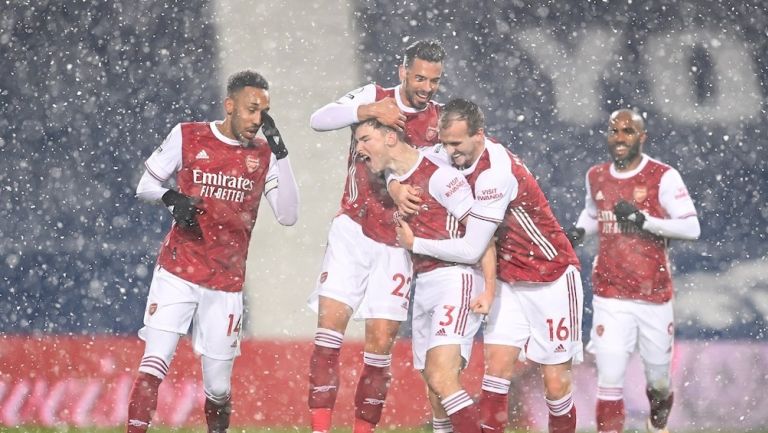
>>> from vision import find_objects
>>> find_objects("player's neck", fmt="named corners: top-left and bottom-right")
top-left (613, 155), bottom-right (642, 173)
top-left (390, 145), bottom-right (420, 176)
top-left (216, 119), bottom-right (236, 141)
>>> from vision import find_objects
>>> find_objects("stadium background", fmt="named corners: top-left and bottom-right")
top-left (1, 0), bottom-right (766, 430)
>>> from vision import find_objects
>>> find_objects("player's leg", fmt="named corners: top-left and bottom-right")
top-left (428, 388), bottom-right (453, 433)
top-left (423, 345), bottom-right (481, 433)
top-left (310, 297), bottom-right (353, 433)
top-left (518, 267), bottom-right (583, 433)
top-left (127, 327), bottom-right (181, 433)
top-left (478, 280), bottom-right (527, 433)
top-left (193, 287), bottom-right (243, 433)
top-left (127, 267), bottom-right (196, 433)
top-left (478, 344), bottom-right (518, 433)
top-left (201, 356), bottom-right (235, 433)
top-left (419, 266), bottom-right (485, 433)
top-left (352, 318), bottom-right (400, 433)
top-left (306, 215), bottom-right (373, 433)
top-left (541, 361), bottom-right (577, 433)
top-left (351, 240), bottom-right (412, 433)
top-left (589, 296), bottom-right (637, 433)
top-left (637, 301), bottom-right (675, 433)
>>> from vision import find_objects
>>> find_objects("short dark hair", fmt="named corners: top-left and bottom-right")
top-left (226, 70), bottom-right (269, 96)
top-left (440, 99), bottom-right (485, 135)
top-left (403, 39), bottom-right (446, 68)
top-left (610, 108), bottom-right (646, 132)
top-left (352, 118), bottom-right (406, 143)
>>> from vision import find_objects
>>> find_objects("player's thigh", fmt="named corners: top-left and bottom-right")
top-left (411, 266), bottom-right (483, 371)
top-left (483, 280), bottom-right (530, 350)
top-left (308, 215), bottom-right (375, 311)
top-left (355, 242), bottom-right (413, 321)
top-left (588, 295), bottom-right (638, 356)
top-left (518, 267), bottom-right (584, 365)
top-left (637, 301), bottom-right (674, 365)
top-left (142, 266), bottom-right (198, 334)
top-left (192, 289), bottom-right (244, 360)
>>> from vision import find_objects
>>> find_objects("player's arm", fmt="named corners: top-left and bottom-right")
top-left (470, 239), bottom-right (497, 314)
top-left (135, 124), bottom-right (183, 203)
top-left (397, 166), bottom-right (503, 264)
top-left (566, 171), bottom-right (598, 246)
top-left (309, 84), bottom-right (378, 131)
top-left (136, 124), bottom-right (203, 228)
top-left (630, 168), bottom-right (700, 240)
top-left (264, 156), bottom-right (299, 226)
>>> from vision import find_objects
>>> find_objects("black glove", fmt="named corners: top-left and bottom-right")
top-left (566, 226), bottom-right (585, 246)
top-left (261, 112), bottom-right (288, 159)
top-left (613, 200), bottom-right (646, 229)
top-left (161, 189), bottom-right (203, 229)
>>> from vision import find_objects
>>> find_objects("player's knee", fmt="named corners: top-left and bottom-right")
top-left (204, 381), bottom-right (231, 404)
top-left (644, 362), bottom-right (671, 395)
top-left (596, 352), bottom-right (629, 389)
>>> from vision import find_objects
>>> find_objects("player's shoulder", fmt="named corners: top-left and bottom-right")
top-left (643, 154), bottom-right (675, 173)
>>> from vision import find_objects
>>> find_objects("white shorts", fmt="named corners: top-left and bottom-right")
top-left (411, 265), bottom-right (485, 370)
top-left (140, 266), bottom-right (243, 360)
top-left (307, 214), bottom-right (413, 321)
top-left (483, 265), bottom-right (583, 365)
top-left (586, 295), bottom-right (674, 365)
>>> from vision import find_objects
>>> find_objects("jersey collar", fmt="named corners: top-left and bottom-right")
top-left (609, 153), bottom-right (649, 179)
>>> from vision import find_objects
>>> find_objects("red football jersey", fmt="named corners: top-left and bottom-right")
top-left (464, 140), bottom-right (580, 283)
top-left (396, 154), bottom-right (473, 275)
top-left (588, 159), bottom-right (677, 303)
top-left (339, 85), bottom-right (441, 246)
top-left (154, 122), bottom-right (273, 292)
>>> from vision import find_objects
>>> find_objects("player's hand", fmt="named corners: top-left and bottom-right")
top-left (369, 97), bottom-right (406, 131)
top-left (613, 200), bottom-right (646, 229)
top-left (389, 181), bottom-right (422, 215)
top-left (261, 112), bottom-right (288, 159)
top-left (395, 217), bottom-right (415, 250)
top-left (566, 226), bottom-right (585, 246)
top-left (470, 289), bottom-right (494, 315)
top-left (162, 190), bottom-right (204, 229)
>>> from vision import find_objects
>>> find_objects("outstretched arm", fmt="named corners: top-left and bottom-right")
top-left (397, 215), bottom-right (499, 264)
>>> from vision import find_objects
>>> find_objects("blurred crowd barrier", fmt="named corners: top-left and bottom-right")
top-left (1, 336), bottom-right (767, 431)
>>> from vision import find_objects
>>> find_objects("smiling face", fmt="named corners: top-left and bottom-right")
top-left (354, 122), bottom-right (395, 174)
top-left (399, 58), bottom-right (443, 110)
top-left (439, 119), bottom-right (485, 169)
top-left (225, 86), bottom-right (270, 143)
top-left (606, 110), bottom-right (646, 171)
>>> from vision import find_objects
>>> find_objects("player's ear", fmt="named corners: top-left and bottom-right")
top-left (398, 64), bottom-right (406, 83)
top-left (224, 97), bottom-right (235, 116)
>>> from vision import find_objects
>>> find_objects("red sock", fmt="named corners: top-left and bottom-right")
top-left (549, 404), bottom-right (576, 433)
top-left (354, 363), bottom-right (391, 427)
top-left (596, 399), bottom-right (624, 433)
top-left (449, 404), bottom-right (482, 433)
top-left (479, 389), bottom-right (508, 432)
top-left (309, 345), bottom-right (340, 432)
top-left (126, 372), bottom-right (162, 433)
top-left (204, 397), bottom-right (232, 433)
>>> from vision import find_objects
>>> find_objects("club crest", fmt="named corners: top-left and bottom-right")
top-left (245, 155), bottom-right (260, 173)
top-left (633, 186), bottom-right (647, 203)
top-left (426, 126), bottom-right (438, 142)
